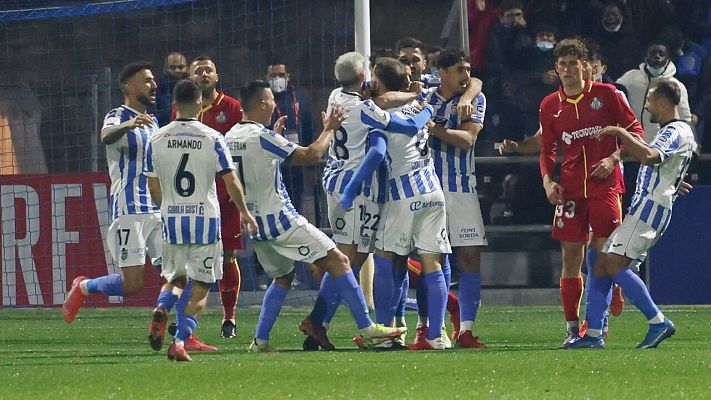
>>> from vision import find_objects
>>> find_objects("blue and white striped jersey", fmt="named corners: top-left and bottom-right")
top-left (377, 102), bottom-right (441, 201)
top-left (323, 88), bottom-right (392, 203)
top-left (425, 88), bottom-right (486, 193)
top-left (102, 105), bottom-right (160, 220)
top-left (421, 73), bottom-right (441, 89)
top-left (224, 121), bottom-right (304, 241)
top-left (144, 119), bottom-right (234, 245)
top-left (629, 120), bottom-right (696, 229)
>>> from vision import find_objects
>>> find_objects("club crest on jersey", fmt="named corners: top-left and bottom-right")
top-left (216, 111), bottom-right (227, 124)
top-left (556, 218), bottom-right (565, 229)
top-left (590, 97), bottom-right (603, 110)
top-left (120, 247), bottom-right (128, 261)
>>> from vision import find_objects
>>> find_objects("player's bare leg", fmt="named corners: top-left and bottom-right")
top-left (455, 246), bottom-right (487, 349)
top-left (559, 241), bottom-right (585, 346)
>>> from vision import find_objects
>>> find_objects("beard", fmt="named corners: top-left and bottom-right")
top-left (200, 83), bottom-right (216, 100)
top-left (137, 93), bottom-right (156, 107)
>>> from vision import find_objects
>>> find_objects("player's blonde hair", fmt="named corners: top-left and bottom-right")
top-left (334, 52), bottom-right (365, 87)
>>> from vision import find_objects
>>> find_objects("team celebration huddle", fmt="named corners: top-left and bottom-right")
top-left (60, 34), bottom-right (694, 361)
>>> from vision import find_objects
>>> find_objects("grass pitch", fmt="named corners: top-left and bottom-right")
top-left (1, 305), bottom-right (710, 399)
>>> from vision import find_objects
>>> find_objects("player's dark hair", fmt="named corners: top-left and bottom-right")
top-left (373, 58), bottom-right (408, 92)
top-left (500, 0), bottom-right (524, 14)
top-left (239, 80), bottom-right (271, 112)
top-left (554, 38), bottom-right (589, 61)
top-left (396, 37), bottom-right (424, 53)
top-left (173, 79), bottom-right (201, 105)
top-left (584, 39), bottom-right (605, 64)
top-left (427, 46), bottom-right (444, 55)
top-left (435, 48), bottom-right (470, 69)
top-left (192, 55), bottom-right (214, 64)
top-left (534, 24), bottom-right (559, 39)
top-left (118, 61), bottom-right (152, 86)
top-left (650, 79), bottom-right (681, 106)
top-left (369, 48), bottom-right (396, 66)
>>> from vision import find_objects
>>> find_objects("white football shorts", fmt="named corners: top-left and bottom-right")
top-left (327, 192), bottom-right (381, 253)
top-left (376, 189), bottom-right (451, 256)
top-left (444, 191), bottom-right (488, 247)
top-left (253, 222), bottom-right (336, 278)
top-left (161, 241), bottom-right (224, 284)
top-left (107, 213), bottom-right (162, 268)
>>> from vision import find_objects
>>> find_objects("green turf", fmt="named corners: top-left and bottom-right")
top-left (1, 305), bottom-right (710, 399)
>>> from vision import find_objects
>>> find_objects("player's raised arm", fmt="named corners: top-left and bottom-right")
top-left (456, 77), bottom-right (483, 117)
top-left (340, 129), bottom-right (388, 210)
top-left (288, 106), bottom-right (345, 166)
top-left (598, 126), bottom-right (661, 165)
top-left (499, 129), bottom-right (542, 155)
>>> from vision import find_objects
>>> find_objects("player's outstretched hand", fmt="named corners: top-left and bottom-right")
top-left (597, 126), bottom-right (624, 139)
top-left (498, 139), bottom-right (519, 155)
top-left (241, 211), bottom-right (258, 238)
top-left (273, 115), bottom-right (288, 135)
top-left (590, 156), bottom-right (615, 178)
top-left (322, 106), bottom-right (346, 132)
top-left (544, 181), bottom-right (563, 205)
top-left (128, 114), bottom-right (155, 129)
top-left (677, 180), bottom-right (693, 196)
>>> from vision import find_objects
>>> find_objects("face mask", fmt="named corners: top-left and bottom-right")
top-left (269, 77), bottom-right (287, 93)
top-left (603, 21), bottom-right (622, 32)
top-left (645, 63), bottom-right (668, 77)
top-left (537, 41), bottom-right (554, 51)
top-left (430, 67), bottom-right (440, 77)
top-left (593, 72), bottom-right (603, 82)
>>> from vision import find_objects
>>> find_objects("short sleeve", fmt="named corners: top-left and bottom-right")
top-left (469, 93), bottom-right (486, 126)
top-left (144, 140), bottom-right (157, 177)
top-left (357, 99), bottom-right (391, 130)
top-left (102, 108), bottom-right (122, 130)
top-left (214, 135), bottom-right (236, 174)
top-left (649, 125), bottom-right (682, 161)
top-left (259, 129), bottom-right (297, 162)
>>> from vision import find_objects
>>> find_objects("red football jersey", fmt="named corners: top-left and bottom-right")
top-left (172, 92), bottom-right (244, 250)
top-left (539, 80), bottom-right (643, 200)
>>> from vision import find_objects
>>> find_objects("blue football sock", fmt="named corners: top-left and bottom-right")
top-left (442, 255), bottom-right (452, 290)
top-left (395, 271), bottom-right (409, 318)
top-left (390, 264), bottom-right (407, 323)
top-left (586, 275), bottom-right (613, 331)
top-left (175, 280), bottom-right (193, 332)
top-left (458, 272), bottom-right (481, 324)
top-left (176, 314), bottom-right (197, 341)
top-left (86, 274), bottom-right (123, 296)
top-left (612, 269), bottom-right (660, 320)
top-left (416, 274), bottom-right (428, 320)
top-left (255, 283), bottom-right (288, 341)
top-left (424, 270), bottom-right (447, 340)
top-left (334, 272), bottom-right (372, 329)
top-left (156, 290), bottom-right (177, 312)
top-left (373, 255), bottom-right (395, 325)
top-left (583, 247), bottom-right (597, 314)
top-left (309, 272), bottom-right (336, 325)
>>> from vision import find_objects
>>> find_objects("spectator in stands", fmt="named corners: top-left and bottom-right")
top-left (266, 59), bottom-right (314, 215)
top-left (660, 26), bottom-right (707, 127)
top-left (524, 0), bottom-right (586, 39)
top-left (692, 0), bottom-right (711, 55)
top-left (617, 41), bottom-right (693, 143)
top-left (482, 0), bottom-right (532, 145)
top-left (154, 52), bottom-right (188, 126)
top-left (426, 46), bottom-right (443, 78)
top-left (467, 0), bottom-right (500, 77)
top-left (591, 1), bottom-right (643, 80)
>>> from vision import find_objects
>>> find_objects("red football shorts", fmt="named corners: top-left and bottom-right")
top-left (216, 178), bottom-right (244, 252)
top-left (551, 192), bottom-right (622, 243)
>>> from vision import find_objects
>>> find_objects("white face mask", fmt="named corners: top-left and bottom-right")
top-left (593, 72), bottom-right (603, 82)
top-left (537, 41), bottom-right (555, 51)
top-left (269, 77), bottom-right (287, 93)
top-left (645, 62), bottom-right (668, 77)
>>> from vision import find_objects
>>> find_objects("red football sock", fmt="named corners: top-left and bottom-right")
top-left (219, 259), bottom-right (241, 320)
top-left (446, 291), bottom-right (459, 317)
top-left (560, 277), bottom-right (583, 323)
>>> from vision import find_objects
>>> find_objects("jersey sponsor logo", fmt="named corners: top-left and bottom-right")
top-left (167, 139), bottom-right (202, 149)
top-left (410, 158), bottom-right (431, 171)
top-left (409, 200), bottom-right (445, 211)
top-left (203, 257), bottom-right (214, 269)
top-left (553, 109), bottom-right (563, 118)
top-left (561, 126), bottom-right (603, 145)
top-left (432, 116), bottom-right (450, 126)
top-left (166, 204), bottom-right (205, 215)
top-left (590, 97), bottom-right (603, 110)
top-left (397, 233), bottom-right (408, 247)
top-left (298, 246), bottom-right (311, 256)
top-left (216, 111), bottom-right (227, 124)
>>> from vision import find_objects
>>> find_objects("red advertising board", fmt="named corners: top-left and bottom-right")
top-left (0, 172), bottom-right (162, 307)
